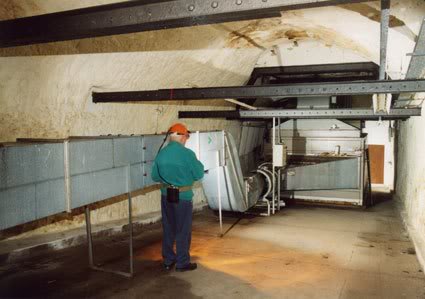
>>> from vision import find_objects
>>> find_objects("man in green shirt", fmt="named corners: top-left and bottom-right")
top-left (151, 123), bottom-right (205, 272)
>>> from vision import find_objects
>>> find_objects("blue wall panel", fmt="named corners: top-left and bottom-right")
top-left (70, 140), bottom-right (113, 175)
top-left (113, 137), bottom-right (143, 167)
top-left (35, 179), bottom-right (66, 219)
top-left (0, 144), bottom-right (64, 189)
top-left (143, 135), bottom-right (165, 162)
top-left (130, 163), bottom-right (144, 191)
top-left (71, 167), bottom-right (128, 209)
top-left (0, 185), bottom-right (36, 230)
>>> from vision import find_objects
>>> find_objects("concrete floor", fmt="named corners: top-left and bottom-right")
top-left (0, 198), bottom-right (424, 298)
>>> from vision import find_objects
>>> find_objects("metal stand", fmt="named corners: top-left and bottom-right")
top-left (217, 152), bottom-right (223, 237)
top-left (84, 165), bottom-right (134, 278)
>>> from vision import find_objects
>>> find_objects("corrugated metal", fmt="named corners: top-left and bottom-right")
top-left (35, 179), bottom-right (66, 219)
top-left (71, 167), bottom-right (128, 208)
top-left (70, 140), bottom-right (113, 175)
top-left (0, 144), bottom-right (64, 189)
top-left (130, 163), bottom-right (144, 191)
top-left (0, 184), bottom-right (36, 229)
top-left (113, 137), bottom-right (143, 167)
top-left (143, 135), bottom-right (165, 162)
top-left (0, 131), bottom-right (261, 230)
top-left (285, 158), bottom-right (359, 190)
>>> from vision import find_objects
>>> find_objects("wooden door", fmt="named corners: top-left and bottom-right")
top-left (368, 145), bottom-right (385, 184)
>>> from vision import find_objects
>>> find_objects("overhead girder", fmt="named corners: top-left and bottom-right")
top-left (1, 0), bottom-right (370, 48)
top-left (178, 108), bottom-right (421, 120)
top-left (92, 79), bottom-right (425, 103)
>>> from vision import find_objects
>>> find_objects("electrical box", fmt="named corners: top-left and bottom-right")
top-left (273, 144), bottom-right (287, 167)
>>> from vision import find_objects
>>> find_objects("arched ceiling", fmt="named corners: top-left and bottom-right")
top-left (0, 0), bottom-right (423, 141)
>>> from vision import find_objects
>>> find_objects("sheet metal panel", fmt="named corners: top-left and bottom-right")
top-left (71, 167), bottom-right (127, 209)
top-left (285, 158), bottom-right (359, 190)
top-left (70, 140), bottom-right (113, 175)
top-left (113, 137), bottom-right (143, 167)
top-left (282, 137), bottom-right (364, 155)
top-left (0, 144), bottom-right (64, 189)
top-left (142, 161), bottom-right (156, 187)
top-left (0, 185), bottom-right (36, 230)
top-left (130, 163), bottom-right (144, 191)
top-left (35, 179), bottom-right (66, 219)
top-left (281, 189), bottom-right (362, 205)
top-left (143, 135), bottom-right (165, 162)
top-left (0, 131), bottom-right (242, 230)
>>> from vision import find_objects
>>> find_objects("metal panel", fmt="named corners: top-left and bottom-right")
top-left (113, 137), bottom-right (143, 167)
top-left (0, 0), bottom-right (369, 48)
top-left (35, 179), bottom-right (66, 219)
top-left (142, 161), bottom-right (155, 187)
top-left (278, 119), bottom-right (361, 138)
top-left (285, 158), bottom-right (360, 190)
top-left (0, 185), bottom-right (36, 230)
top-left (281, 189), bottom-right (362, 205)
top-left (0, 144), bottom-right (64, 189)
top-left (282, 137), bottom-right (364, 155)
top-left (130, 163), bottom-right (145, 191)
top-left (71, 167), bottom-right (127, 209)
top-left (143, 135), bottom-right (165, 162)
top-left (70, 139), bottom-right (113, 175)
top-left (94, 79), bottom-right (425, 103)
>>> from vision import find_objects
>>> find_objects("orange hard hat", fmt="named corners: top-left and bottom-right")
top-left (168, 123), bottom-right (190, 135)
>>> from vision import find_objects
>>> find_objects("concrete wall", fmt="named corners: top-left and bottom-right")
top-left (396, 104), bottom-right (425, 269)
top-left (0, 1), bottom-right (424, 245)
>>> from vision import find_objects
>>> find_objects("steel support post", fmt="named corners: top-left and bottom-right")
top-left (217, 151), bottom-right (223, 237)
top-left (127, 165), bottom-right (134, 276)
top-left (379, 0), bottom-right (390, 80)
top-left (85, 207), bottom-right (94, 268)
top-left (83, 165), bottom-right (134, 278)
top-left (375, 0), bottom-right (391, 113)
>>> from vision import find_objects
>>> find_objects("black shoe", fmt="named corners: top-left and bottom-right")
top-left (163, 261), bottom-right (176, 270)
top-left (175, 263), bottom-right (197, 272)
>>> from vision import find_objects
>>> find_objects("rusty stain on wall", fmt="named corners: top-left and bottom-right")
top-left (284, 30), bottom-right (309, 40)
top-left (226, 17), bottom-right (371, 59)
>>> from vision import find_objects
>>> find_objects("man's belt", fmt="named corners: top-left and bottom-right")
top-left (161, 184), bottom-right (193, 192)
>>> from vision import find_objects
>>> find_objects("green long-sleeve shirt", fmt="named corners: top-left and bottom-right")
top-left (151, 141), bottom-right (205, 201)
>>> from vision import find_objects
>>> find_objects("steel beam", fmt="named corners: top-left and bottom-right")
top-left (251, 62), bottom-right (379, 77)
top-left (406, 19), bottom-right (425, 79)
top-left (93, 79), bottom-right (425, 103)
top-left (178, 108), bottom-right (421, 120)
top-left (1, 0), bottom-right (369, 48)
top-left (253, 62), bottom-right (379, 84)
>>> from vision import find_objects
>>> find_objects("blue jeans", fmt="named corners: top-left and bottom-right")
top-left (161, 195), bottom-right (193, 268)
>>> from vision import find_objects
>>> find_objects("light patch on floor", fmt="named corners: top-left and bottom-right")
top-left (132, 200), bottom-right (425, 299)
